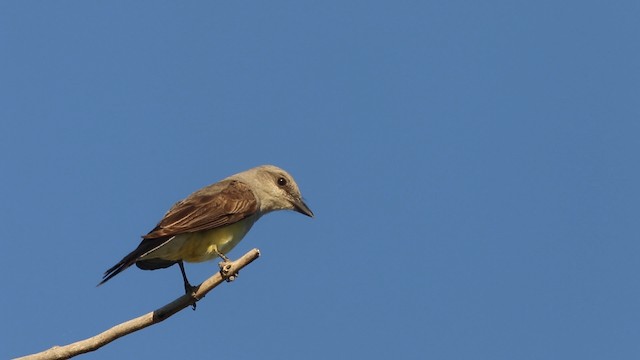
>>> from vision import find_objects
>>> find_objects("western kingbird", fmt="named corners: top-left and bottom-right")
top-left (98, 165), bottom-right (313, 293)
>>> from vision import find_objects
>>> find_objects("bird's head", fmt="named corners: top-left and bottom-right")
top-left (232, 165), bottom-right (314, 217)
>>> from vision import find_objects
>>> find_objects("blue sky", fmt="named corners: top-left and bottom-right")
top-left (1, 1), bottom-right (639, 359)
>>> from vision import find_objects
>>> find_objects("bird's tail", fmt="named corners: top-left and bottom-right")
top-left (98, 249), bottom-right (140, 286)
top-left (97, 238), bottom-right (171, 286)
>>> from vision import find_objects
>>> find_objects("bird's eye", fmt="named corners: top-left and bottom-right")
top-left (277, 177), bottom-right (287, 186)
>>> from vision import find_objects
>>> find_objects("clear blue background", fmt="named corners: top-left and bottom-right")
top-left (1, 1), bottom-right (639, 359)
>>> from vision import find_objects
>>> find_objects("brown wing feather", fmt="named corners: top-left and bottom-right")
top-left (143, 180), bottom-right (258, 239)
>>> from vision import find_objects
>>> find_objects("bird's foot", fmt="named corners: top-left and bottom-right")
top-left (218, 261), bottom-right (238, 282)
top-left (215, 249), bottom-right (237, 282)
top-left (183, 283), bottom-right (200, 310)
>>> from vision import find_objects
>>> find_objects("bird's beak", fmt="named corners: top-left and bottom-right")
top-left (292, 198), bottom-right (314, 217)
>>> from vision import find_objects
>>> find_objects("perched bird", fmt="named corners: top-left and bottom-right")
top-left (98, 165), bottom-right (313, 293)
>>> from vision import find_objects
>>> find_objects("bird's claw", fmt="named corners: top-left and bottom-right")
top-left (183, 284), bottom-right (200, 310)
top-left (218, 261), bottom-right (238, 282)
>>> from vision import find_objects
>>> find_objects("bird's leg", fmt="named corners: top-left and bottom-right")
top-left (215, 248), bottom-right (237, 282)
top-left (214, 247), bottom-right (231, 262)
top-left (178, 261), bottom-right (198, 310)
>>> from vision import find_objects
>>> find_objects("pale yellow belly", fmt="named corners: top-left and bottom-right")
top-left (144, 217), bottom-right (257, 263)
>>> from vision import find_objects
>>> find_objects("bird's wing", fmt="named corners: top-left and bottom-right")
top-left (143, 179), bottom-right (258, 239)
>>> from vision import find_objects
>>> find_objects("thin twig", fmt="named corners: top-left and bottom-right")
top-left (15, 248), bottom-right (261, 360)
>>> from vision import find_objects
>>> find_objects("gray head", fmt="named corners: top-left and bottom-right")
top-left (229, 165), bottom-right (313, 217)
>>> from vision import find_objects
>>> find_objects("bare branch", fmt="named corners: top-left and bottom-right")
top-left (16, 248), bottom-right (261, 360)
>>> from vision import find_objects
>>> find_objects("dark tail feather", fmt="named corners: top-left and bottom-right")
top-left (136, 258), bottom-right (177, 270)
top-left (97, 237), bottom-right (171, 286)
top-left (98, 249), bottom-right (141, 286)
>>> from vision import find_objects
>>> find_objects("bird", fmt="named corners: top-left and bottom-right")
top-left (98, 165), bottom-right (313, 294)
